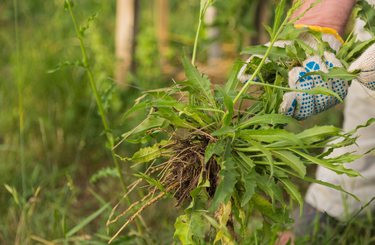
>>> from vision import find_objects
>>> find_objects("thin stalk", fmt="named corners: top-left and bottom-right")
top-left (191, 18), bottom-right (202, 66)
top-left (13, 0), bottom-right (26, 200)
top-left (233, 14), bottom-right (291, 105)
top-left (65, 0), bottom-right (143, 234)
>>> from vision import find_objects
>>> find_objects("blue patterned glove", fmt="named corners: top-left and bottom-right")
top-left (279, 53), bottom-right (348, 120)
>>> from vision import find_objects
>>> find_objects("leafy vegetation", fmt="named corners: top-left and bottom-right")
top-left (2, 0), bottom-right (375, 244)
top-left (109, 0), bottom-right (375, 244)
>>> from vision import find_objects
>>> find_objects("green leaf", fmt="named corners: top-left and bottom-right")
top-left (211, 125), bottom-right (235, 136)
top-left (209, 158), bottom-right (239, 212)
top-left (241, 45), bottom-right (289, 60)
top-left (152, 107), bottom-right (197, 129)
top-left (80, 11), bottom-right (99, 36)
top-left (346, 118), bottom-right (375, 135)
top-left (241, 136), bottom-right (275, 179)
top-left (241, 129), bottom-right (306, 151)
top-left (240, 102), bottom-right (263, 122)
top-left (256, 175), bottom-right (285, 211)
top-left (120, 101), bottom-right (151, 125)
top-left (216, 85), bottom-right (234, 126)
top-left (174, 213), bottom-right (205, 245)
top-left (251, 193), bottom-right (285, 223)
top-left (298, 67), bottom-right (359, 82)
top-left (291, 149), bottom-right (362, 178)
top-left (205, 139), bottom-right (226, 163)
top-left (278, 178), bottom-right (303, 217)
top-left (121, 116), bottom-right (167, 139)
top-left (237, 152), bottom-right (255, 169)
top-left (240, 169), bottom-right (257, 207)
top-left (326, 152), bottom-right (363, 164)
top-left (277, 166), bottom-right (360, 201)
top-left (278, 24), bottom-right (306, 40)
top-left (345, 38), bottom-right (375, 62)
top-left (355, 0), bottom-right (375, 37)
top-left (237, 114), bottom-right (300, 129)
top-left (125, 140), bottom-right (173, 163)
top-left (224, 58), bottom-right (243, 93)
top-left (66, 203), bottom-right (109, 237)
top-left (273, 0), bottom-right (286, 37)
top-left (271, 150), bottom-right (306, 177)
top-left (47, 60), bottom-right (84, 73)
top-left (181, 49), bottom-right (217, 108)
top-left (296, 125), bottom-right (342, 145)
top-left (90, 167), bottom-right (119, 184)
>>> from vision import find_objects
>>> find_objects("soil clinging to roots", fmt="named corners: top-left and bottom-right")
top-left (162, 133), bottom-right (221, 207)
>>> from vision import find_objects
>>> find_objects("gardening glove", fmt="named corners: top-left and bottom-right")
top-left (239, 25), bottom-right (348, 121)
top-left (348, 43), bottom-right (375, 91)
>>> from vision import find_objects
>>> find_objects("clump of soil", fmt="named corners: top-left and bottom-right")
top-left (161, 133), bottom-right (221, 206)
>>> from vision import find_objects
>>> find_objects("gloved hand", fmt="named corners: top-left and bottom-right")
top-left (239, 25), bottom-right (348, 121)
top-left (348, 43), bottom-right (375, 91)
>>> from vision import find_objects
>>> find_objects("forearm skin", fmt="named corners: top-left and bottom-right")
top-left (291, 0), bottom-right (356, 36)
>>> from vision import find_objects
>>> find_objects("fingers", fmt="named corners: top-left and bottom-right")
top-left (289, 66), bottom-right (315, 120)
top-left (348, 43), bottom-right (375, 91)
top-left (283, 54), bottom-right (348, 120)
top-left (324, 52), bottom-right (348, 104)
top-left (279, 92), bottom-right (297, 117)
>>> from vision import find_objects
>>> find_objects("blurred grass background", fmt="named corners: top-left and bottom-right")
top-left (0, 0), bottom-right (353, 244)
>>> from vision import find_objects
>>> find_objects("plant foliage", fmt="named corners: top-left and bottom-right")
top-left (108, 0), bottom-right (375, 244)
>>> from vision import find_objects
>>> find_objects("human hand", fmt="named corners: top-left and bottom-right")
top-left (348, 43), bottom-right (375, 91)
top-left (239, 25), bottom-right (348, 121)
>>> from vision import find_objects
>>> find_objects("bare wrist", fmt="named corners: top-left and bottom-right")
top-left (291, 0), bottom-right (356, 36)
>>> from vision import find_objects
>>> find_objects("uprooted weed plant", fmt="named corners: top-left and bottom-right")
top-left (108, 0), bottom-right (375, 244)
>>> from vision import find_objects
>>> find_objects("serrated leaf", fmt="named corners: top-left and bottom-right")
top-left (209, 158), bottom-right (239, 212)
top-left (240, 169), bottom-right (257, 207)
top-left (47, 60), bottom-right (84, 73)
top-left (181, 49), bottom-right (217, 108)
top-left (251, 193), bottom-right (285, 223)
top-left (90, 167), bottom-right (119, 184)
top-left (127, 140), bottom-right (173, 162)
top-left (278, 178), bottom-right (303, 218)
top-left (256, 175), bottom-right (285, 211)
top-left (205, 139), bottom-right (226, 163)
top-left (291, 149), bottom-right (362, 178)
top-left (272, 150), bottom-right (306, 177)
top-left (122, 116), bottom-right (167, 139)
top-left (241, 135), bottom-right (275, 178)
top-left (80, 11), bottom-right (99, 36)
top-left (174, 213), bottom-right (205, 245)
top-left (277, 166), bottom-right (360, 201)
top-left (237, 113), bottom-right (300, 129)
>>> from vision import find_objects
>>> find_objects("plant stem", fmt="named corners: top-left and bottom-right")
top-left (13, 0), bottom-right (26, 200)
top-left (191, 18), bottom-right (202, 66)
top-left (65, 0), bottom-right (143, 234)
top-left (233, 15), bottom-right (291, 105)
